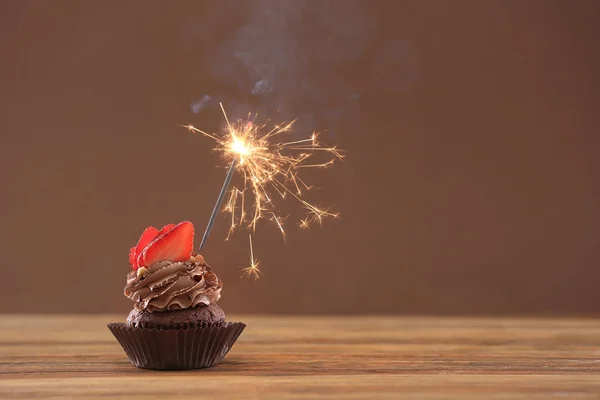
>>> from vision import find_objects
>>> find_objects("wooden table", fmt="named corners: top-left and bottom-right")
top-left (1, 315), bottom-right (600, 399)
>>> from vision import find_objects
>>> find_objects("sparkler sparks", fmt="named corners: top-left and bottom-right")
top-left (240, 235), bottom-right (261, 280)
top-left (186, 103), bottom-right (343, 278)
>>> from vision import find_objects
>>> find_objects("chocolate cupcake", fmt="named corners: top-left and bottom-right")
top-left (108, 221), bottom-right (245, 370)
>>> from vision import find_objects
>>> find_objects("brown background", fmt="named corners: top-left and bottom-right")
top-left (1, 0), bottom-right (599, 315)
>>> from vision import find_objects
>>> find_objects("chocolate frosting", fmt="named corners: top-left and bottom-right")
top-left (124, 254), bottom-right (222, 313)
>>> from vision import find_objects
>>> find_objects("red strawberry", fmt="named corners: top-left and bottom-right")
top-left (130, 226), bottom-right (160, 270)
top-left (158, 224), bottom-right (176, 236)
top-left (129, 247), bottom-right (136, 266)
top-left (139, 221), bottom-right (194, 268)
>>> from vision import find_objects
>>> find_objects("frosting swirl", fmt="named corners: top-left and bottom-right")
top-left (124, 254), bottom-right (222, 313)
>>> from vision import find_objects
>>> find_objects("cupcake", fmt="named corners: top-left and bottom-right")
top-left (108, 221), bottom-right (245, 370)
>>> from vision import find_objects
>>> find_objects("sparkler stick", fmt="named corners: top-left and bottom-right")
top-left (198, 160), bottom-right (237, 251)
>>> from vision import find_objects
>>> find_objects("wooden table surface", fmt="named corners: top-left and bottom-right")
top-left (1, 315), bottom-right (600, 399)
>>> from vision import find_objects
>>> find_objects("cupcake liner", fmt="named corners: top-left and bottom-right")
top-left (107, 321), bottom-right (245, 370)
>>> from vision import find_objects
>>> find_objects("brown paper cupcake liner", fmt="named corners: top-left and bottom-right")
top-left (107, 321), bottom-right (245, 370)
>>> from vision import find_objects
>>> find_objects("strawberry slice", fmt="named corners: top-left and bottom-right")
top-left (158, 224), bottom-right (176, 236)
top-left (130, 226), bottom-right (160, 270)
top-left (129, 247), bottom-right (136, 266)
top-left (139, 221), bottom-right (194, 268)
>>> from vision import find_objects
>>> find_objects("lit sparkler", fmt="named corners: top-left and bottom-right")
top-left (186, 103), bottom-right (343, 277)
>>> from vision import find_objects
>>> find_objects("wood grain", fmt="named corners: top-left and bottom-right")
top-left (1, 315), bottom-right (600, 399)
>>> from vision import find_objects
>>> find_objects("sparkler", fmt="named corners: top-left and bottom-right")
top-left (186, 103), bottom-right (343, 277)
top-left (198, 160), bottom-right (236, 251)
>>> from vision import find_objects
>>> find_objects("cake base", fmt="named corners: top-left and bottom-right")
top-left (126, 303), bottom-right (226, 329)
